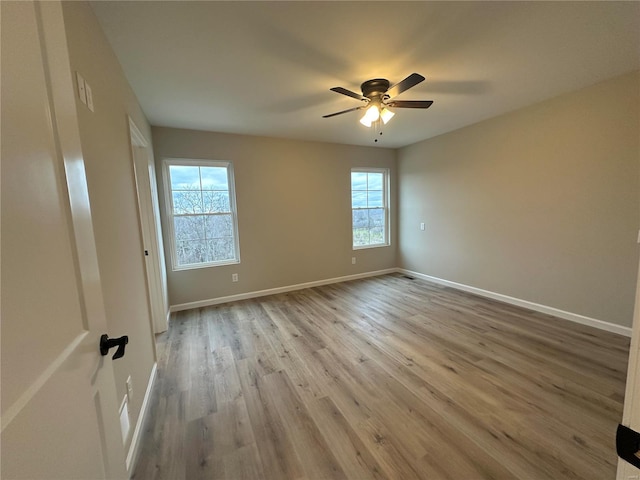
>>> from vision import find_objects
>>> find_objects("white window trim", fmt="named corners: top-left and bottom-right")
top-left (351, 167), bottom-right (390, 250)
top-left (162, 158), bottom-right (241, 271)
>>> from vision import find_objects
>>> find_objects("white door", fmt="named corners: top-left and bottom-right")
top-left (617, 254), bottom-right (640, 479)
top-left (129, 119), bottom-right (169, 333)
top-left (1, 2), bottom-right (127, 478)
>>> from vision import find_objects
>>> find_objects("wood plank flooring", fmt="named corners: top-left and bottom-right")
top-left (132, 274), bottom-right (630, 479)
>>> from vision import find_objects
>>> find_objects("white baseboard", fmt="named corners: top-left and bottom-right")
top-left (399, 269), bottom-right (632, 337)
top-left (168, 266), bottom-right (632, 337)
top-left (169, 268), bottom-right (397, 312)
top-left (126, 362), bottom-right (157, 475)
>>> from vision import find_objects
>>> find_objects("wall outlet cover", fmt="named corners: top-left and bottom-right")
top-left (76, 72), bottom-right (86, 105)
top-left (85, 82), bottom-right (94, 112)
top-left (119, 397), bottom-right (130, 444)
top-left (126, 375), bottom-right (133, 401)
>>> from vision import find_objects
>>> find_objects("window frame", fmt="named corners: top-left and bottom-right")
top-left (351, 167), bottom-right (390, 250)
top-left (162, 158), bottom-right (240, 271)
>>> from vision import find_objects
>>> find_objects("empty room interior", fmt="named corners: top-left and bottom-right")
top-left (3, 1), bottom-right (640, 479)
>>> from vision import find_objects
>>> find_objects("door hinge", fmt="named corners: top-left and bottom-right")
top-left (617, 424), bottom-right (640, 469)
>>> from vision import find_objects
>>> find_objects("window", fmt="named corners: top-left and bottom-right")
top-left (351, 168), bottom-right (389, 248)
top-left (163, 159), bottom-right (240, 270)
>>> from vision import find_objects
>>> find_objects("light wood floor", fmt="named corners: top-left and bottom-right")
top-left (132, 274), bottom-right (630, 479)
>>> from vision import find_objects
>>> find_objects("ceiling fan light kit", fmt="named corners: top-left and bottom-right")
top-left (359, 104), bottom-right (380, 127)
top-left (324, 73), bottom-right (433, 141)
top-left (359, 105), bottom-right (395, 127)
top-left (380, 107), bottom-right (395, 124)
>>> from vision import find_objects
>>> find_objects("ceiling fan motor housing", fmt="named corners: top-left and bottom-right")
top-left (361, 79), bottom-right (390, 100)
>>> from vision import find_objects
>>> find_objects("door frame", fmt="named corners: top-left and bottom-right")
top-left (129, 118), bottom-right (169, 333)
top-left (617, 255), bottom-right (640, 478)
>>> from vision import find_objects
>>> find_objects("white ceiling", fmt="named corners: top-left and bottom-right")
top-left (90, 1), bottom-right (640, 148)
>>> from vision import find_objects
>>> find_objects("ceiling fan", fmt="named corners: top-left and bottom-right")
top-left (323, 73), bottom-right (433, 127)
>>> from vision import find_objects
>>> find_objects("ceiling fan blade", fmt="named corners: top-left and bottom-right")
top-left (386, 100), bottom-right (433, 109)
top-left (330, 86), bottom-right (366, 101)
top-left (322, 105), bottom-right (366, 118)
top-left (386, 73), bottom-right (425, 99)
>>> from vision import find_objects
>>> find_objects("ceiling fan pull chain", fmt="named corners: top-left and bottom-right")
top-left (374, 120), bottom-right (383, 143)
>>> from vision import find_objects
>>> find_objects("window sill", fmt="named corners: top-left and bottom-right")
top-left (172, 258), bottom-right (240, 272)
top-left (353, 243), bottom-right (390, 251)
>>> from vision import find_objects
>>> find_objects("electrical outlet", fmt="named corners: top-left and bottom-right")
top-left (85, 82), bottom-right (94, 112)
top-left (76, 72), bottom-right (86, 105)
top-left (352, 257), bottom-right (356, 265)
top-left (126, 375), bottom-right (133, 401)
top-left (232, 273), bottom-right (238, 282)
top-left (119, 396), bottom-right (130, 443)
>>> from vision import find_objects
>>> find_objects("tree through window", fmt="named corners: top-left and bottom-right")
top-left (351, 168), bottom-right (389, 248)
top-left (164, 159), bottom-right (240, 269)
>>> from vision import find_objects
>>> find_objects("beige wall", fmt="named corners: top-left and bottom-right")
top-left (152, 127), bottom-right (397, 307)
top-left (61, 0), bottom-right (156, 451)
top-left (398, 71), bottom-right (640, 328)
